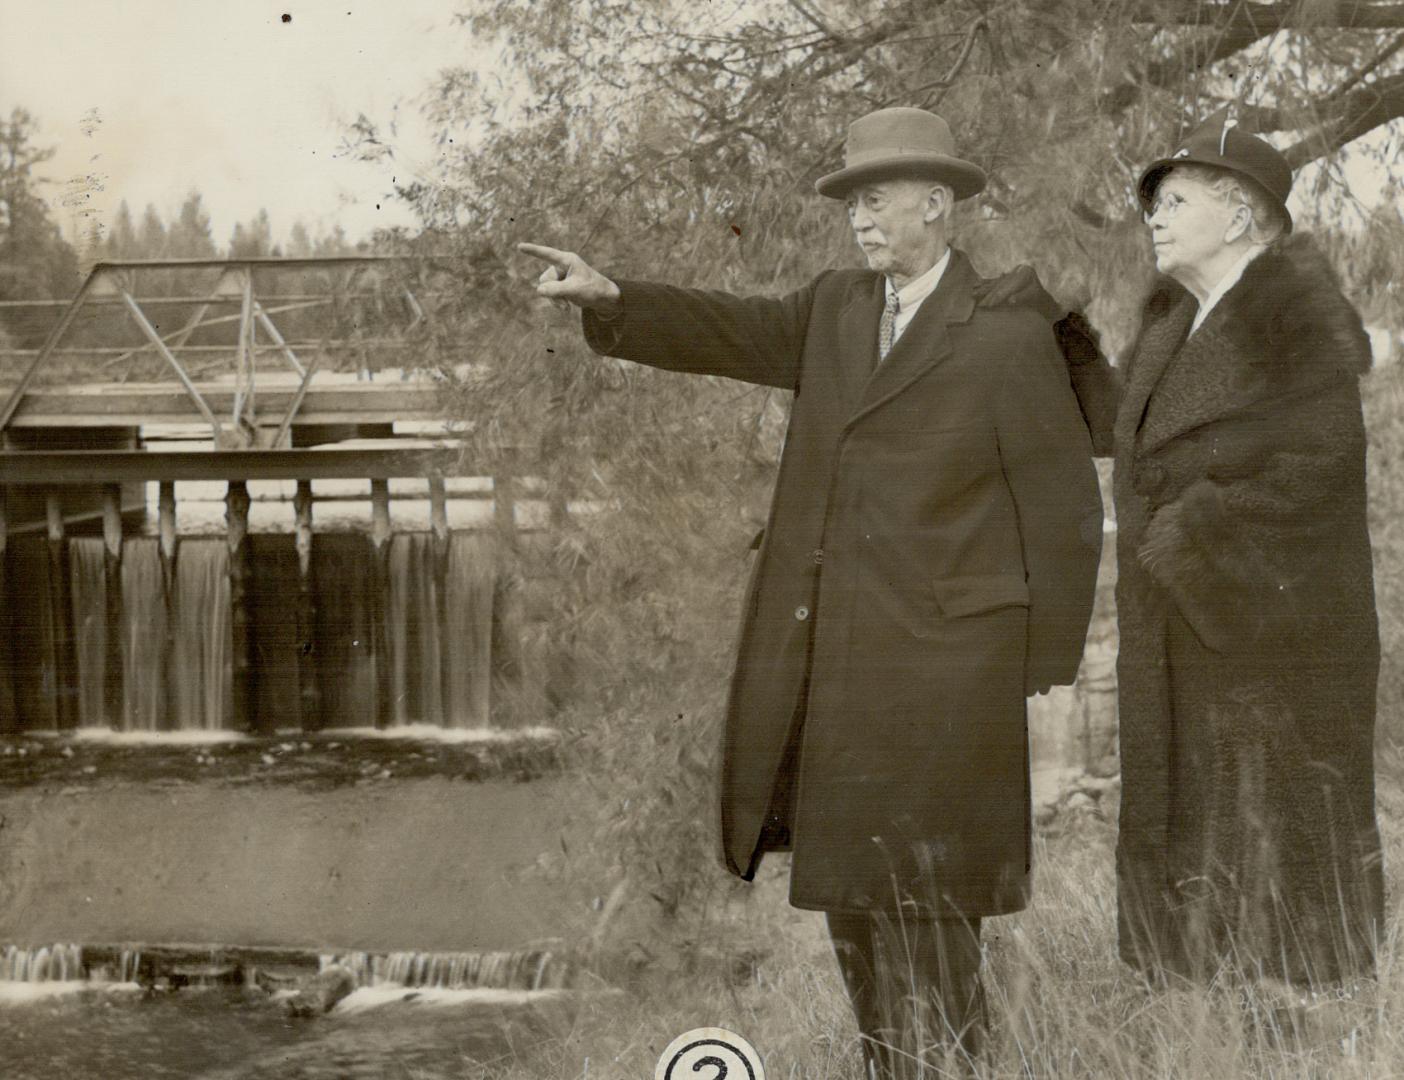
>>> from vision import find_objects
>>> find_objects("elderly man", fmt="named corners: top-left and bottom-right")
top-left (521, 107), bottom-right (1103, 1074)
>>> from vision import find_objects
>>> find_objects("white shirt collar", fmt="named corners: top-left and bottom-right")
top-left (1190, 246), bottom-right (1264, 334)
top-left (886, 247), bottom-right (951, 314)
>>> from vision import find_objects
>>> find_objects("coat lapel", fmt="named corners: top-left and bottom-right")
top-left (1137, 317), bottom-right (1250, 454)
top-left (833, 277), bottom-right (884, 414)
top-left (842, 251), bottom-right (974, 431)
top-left (1118, 287), bottom-right (1195, 448)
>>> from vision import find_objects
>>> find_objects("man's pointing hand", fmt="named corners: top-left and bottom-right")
top-left (517, 242), bottom-right (623, 315)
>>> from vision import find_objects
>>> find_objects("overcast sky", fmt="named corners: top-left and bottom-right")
top-left (0, 0), bottom-right (473, 249)
top-left (2, 2), bottom-right (1398, 255)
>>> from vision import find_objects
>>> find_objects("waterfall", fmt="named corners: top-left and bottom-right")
top-left (69, 538), bottom-right (106, 727)
top-left (7, 528), bottom-right (512, 734)
top-left (170, 540), bottom-right (232, 731)
top-left (386, 533), bottom-right (497, 728)
top-left (444, 533), bottom-right (496, 729)
top-left (320, 948), bottom-right (565, 990)
top-left (314, 533), bottom-right (376, 727)
top-left (1, 944), bottom-right (84, 982)
top-left (7, 534), bottom-right (59, 730)
top-left (387, 534), bottom-right (443, 726)
top-left (121, 539), bottom-right (165, 731)
top-left (118, 948), bottom-right (142, 984)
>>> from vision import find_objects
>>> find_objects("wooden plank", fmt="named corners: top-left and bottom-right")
top-left (0, 489), bottom-right (13, 735)
top-left (226, 482), bottom-right (260, 734)
top-left (0, 447), bottom-right (467, 484)
top-left (6, 383), bottom-right (447, 427)
top-left (45, 494), bottom-right (78, 730)
top-left (370, 480), bottom-right (392, 730)
top-left (430, 476), bottom-right (450, 725)
top-left (102, 486), bottom-right (124, 729)
top-left (294, 481), bottom-right (320, 732)
top-left (158, 481), bottom-right (177, 732)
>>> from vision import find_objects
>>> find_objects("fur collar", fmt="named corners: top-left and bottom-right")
top-left (1142, 233), bottom-right (1371, 378)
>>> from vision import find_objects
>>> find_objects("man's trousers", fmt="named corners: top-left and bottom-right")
top-left (826, 911), bottom-right (985, 1078)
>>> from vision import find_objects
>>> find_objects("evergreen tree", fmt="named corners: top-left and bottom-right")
top-left (287, 219), bottom-right (313, 258)
top-left (0, 107), bottom-right (78, 302)
top-left (169, 190), bottom-right (217, 258)
top-left (228, 208), bottom-right (275, 258)
top-left (105, 200), bottom-right (137, 259)
top-left (138, 202), bottom-right (168, 258)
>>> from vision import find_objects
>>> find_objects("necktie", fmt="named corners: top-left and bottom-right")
top-left (878, 290), bottom-right (900, 362)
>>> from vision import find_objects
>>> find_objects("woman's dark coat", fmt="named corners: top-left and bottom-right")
top-left (584, 251), bottom-right (1103, 916)
top-left (1070, 234), bottom-right (1383, 983)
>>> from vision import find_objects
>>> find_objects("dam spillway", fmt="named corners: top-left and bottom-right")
top-left (0, 485), bottom-right (530, 735)
top-left (0, 255), bottom-right (598, 1011)
top-left (0, 255), bottom-right (541, 735)
top-left (10, 530), bottom-right (501, 734)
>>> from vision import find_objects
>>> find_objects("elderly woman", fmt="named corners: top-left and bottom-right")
top-left (1040, 115), bottom-right (1384, 991)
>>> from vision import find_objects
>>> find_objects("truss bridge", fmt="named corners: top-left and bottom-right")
top-left (0, 256), bottom-right (533, 734)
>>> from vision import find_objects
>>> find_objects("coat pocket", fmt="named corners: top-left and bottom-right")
top-left (931, 574), bottom-right (1030, 618)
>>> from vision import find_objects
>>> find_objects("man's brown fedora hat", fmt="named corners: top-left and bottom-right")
top-left (816, 107), bottom-right (987, 200)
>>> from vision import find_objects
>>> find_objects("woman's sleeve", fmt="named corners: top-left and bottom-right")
top-left (1056, 312), bottom-right (1121, 457)
top-left (1136, 375), bottom-right (1367, 652)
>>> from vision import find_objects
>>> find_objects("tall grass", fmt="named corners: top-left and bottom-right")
top-left (446, 763), bottom-right (1404, 1079)
top-left (455, 340), bottom-right (1404, 1075)
top-left (412, 204), bottom-right (1404, 1078)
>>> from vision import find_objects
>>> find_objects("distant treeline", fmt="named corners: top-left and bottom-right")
top-left (0, 105), bottom-right (395, 369)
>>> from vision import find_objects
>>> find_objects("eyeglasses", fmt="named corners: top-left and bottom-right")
top-left (1143, 191), bottom-right (1186, 224)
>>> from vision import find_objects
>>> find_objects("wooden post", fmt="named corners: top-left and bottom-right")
top-left (0, 488), bottom-right (14, 735)
top-left (491, 566), bottom-right (524, 723)
top-left (293, 480), bottom-right (320, 731)
top-left (158, 481), bottom-right (177, 731)
top-left (226, 481), bottom-right (260, 733)
top-left (102, 485), bottom-right (124, 729)
top-left (370, 479), bottom-right (392, 729)
top-left (492, 467), bottom-right (518, 544)
top-left (429, 475), bottom-right (450, 727)
top-left (46, 492), bottom-right (78, 730)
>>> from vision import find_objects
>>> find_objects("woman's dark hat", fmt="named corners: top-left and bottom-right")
top-left (1137, 108), bottom-right (1294, 233)
top-left (816, 107), bottom-right (987, 200)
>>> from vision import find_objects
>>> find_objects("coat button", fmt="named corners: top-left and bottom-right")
top-left (794, 606), bottom-right (810, 621)
top-left (812, 548), bottom-right (824, 565)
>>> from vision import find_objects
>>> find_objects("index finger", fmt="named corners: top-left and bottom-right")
top-left (516, 242), bottom-right (573, 269)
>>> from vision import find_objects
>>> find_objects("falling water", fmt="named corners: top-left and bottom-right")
top-left (118, 948), bottom-right (142, 984)
top-left (444, 533), bottom-right (497, 729)
top-left (386, 533), bottom-right (497, 728)
top-left (170, 540), bottom-right (232, 731)
top-left (0, 944), bottom-right (84, 983)
top-left (69, 538), bottom-right (106, 727)
top-left (321, 948), bottom-right (565, 990)
top-left (26, 530), bottom-right (503, 733)
top-left (388, 534), bottom-right (442, 726)
top-left (7, 534), bottom-right (59, 730)
top-left (122, 539), bottom-right (166, 731)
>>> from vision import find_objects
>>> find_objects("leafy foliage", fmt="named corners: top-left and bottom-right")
top-left (350, 0), bottom-right (1404, 941)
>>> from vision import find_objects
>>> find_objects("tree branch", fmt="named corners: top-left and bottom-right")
top-left (1102, 3), bottom-right (1404, 118)
top-left (898, 18), bottom-right (988, 107)
top-left (1324, 28), bottom-right (1404, 102)
top-left (1283, 69), bottom-right (1404, 164)
top-left (1101, 20), bottom-right (1271, 113)
top-left (1128, 1), bottom-right (1404, 30)
top-left (785, 0), bottom-right (846, 41)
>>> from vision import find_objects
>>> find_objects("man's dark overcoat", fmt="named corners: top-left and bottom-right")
top-left (1070, 234), bottom-right (1384, 983)
top-left (585, 251), bottom-right (1103, 916)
